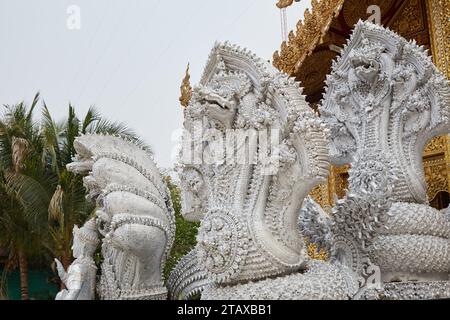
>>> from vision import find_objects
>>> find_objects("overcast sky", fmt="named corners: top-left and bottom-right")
top-left (0, 0), bottom-right (310, 168)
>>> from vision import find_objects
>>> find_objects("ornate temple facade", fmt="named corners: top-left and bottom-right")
top-left (273, 0), bottom-right (450, 211)
top-left (50, 1), bottom-right (450, 301)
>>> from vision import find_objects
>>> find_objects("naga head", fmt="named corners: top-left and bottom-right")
top-left (321, 21), bottom-right (450, 204)
top-left (349, 37), bottom-right (384, 85)
top-left (180, 42), bottom-right (330, 285)
top-left (190, 59), bottom-right (252, 130)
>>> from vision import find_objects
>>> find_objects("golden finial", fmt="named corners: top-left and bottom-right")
top-left (179, 63), bottom-right (192, 108)
top-left (276, 0), bottom-right (296, 9)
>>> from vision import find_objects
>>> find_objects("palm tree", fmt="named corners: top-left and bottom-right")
top-left (0, 93), bottom-right (149, 299)
top-left (0, 93), bottom-right (53, 300)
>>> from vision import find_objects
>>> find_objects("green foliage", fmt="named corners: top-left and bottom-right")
top-left (42, 102), bottom-right (146, 267)
top-left (0, 93), bottom-right (196, 299)
top-left (0, 93), bottom-right (148, 299)
top-left (0, 94), bottom-right (51, 269)
top-left (163, 176), bottom-right (199, 280)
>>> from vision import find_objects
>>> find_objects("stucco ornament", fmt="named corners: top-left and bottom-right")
top-left (178, 42), bottom-right (358, 299)
top-left (178, 165), bottom-right (207, 222)
top-left (320, 21), bottom-right (450, 298)
top-left (167, 249), bottom-right (210, 300)
top-left (55, 219), bottom-right (99, 300)
top-left (299, 196), bottom-right (333, 253)
top-left (67, 134), bottom-right (175, 300)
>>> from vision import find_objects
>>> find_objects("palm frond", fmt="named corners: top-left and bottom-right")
top-left (11, 137), bottom-right (29, 173)
top-left (3, 170), bottom-right (51, 226)
top-left (63, 105), bottom-right (80, 163)
top-left (87, 118), bottom-right (152, 153)
top-left (81, 106), bottom-right (101, 134)
top-left (26, 92), bottom-right (40, 122)
top-left (48, 185), bottom-right (64, 222)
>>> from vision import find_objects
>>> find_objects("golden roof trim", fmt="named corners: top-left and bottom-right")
top-left (273, 0), bottom-right (345, 75)
top-left (179, 63), bottom-right (192, 108)
top-left (425, 0), bottom-right (450, 78)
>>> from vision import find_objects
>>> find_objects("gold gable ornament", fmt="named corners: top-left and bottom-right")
top-left (273, 0), bottom-right (450, 211)
top-left (179, 63), bottom-right (192, 108)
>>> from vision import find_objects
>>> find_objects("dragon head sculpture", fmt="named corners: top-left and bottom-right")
top-left (320, 21), bottom-right (450, 290)
top-left (321, 20), bottom-right (450, 204)
top-left (179, 42), bottom-right (331, 287)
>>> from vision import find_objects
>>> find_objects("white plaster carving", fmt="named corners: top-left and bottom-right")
top-left (55, 219), bottom-right (99, 300)
top-left (178, 42), bottom-right (358, 299)
top-left (67, 134), bottom-right (175, 300)
top-left (321, 20), bottom-right (450, 204)
top-left (358, 281), bottom-right (450, 300)
top-left (178, 165), bottom-right (207, 222)
top-left (299, 196), bottom-right (332, 252)
top-left (167, 249), bottom-right (209, 300)
top-left (167, 166), bottom-right (209, 300)
top-left (60, 21), bottom-right (450, 301)
top-left (202, 260), bottom-right (358, 300)
top-left (320, 21), bottom-right (450, 297)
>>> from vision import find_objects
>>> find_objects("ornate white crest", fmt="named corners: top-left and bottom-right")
top-left (320, 21), bottom-right (450, 294)
top-left (320, 20), bottom-right (450, 204)
top-left (298, 196), bottom-right (332, 253)
top-left (180, 42), bottom-right (330, 287)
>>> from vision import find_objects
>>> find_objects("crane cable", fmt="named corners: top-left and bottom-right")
top-left (280, 8), bottom-right (288, 43)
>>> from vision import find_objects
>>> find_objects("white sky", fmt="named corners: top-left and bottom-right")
top-left (0, 0), bottom-right (311, 168)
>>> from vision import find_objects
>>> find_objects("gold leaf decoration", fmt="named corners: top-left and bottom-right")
top-left (179, 63), bottom-right (192, 108)
top-left (273, 0), bottom-right (345, 74)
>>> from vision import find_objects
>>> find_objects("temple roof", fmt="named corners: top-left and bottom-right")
top-left (273, 0), bottom-right (434, 103)
top-left (273, 0), bottom-right (344, 75)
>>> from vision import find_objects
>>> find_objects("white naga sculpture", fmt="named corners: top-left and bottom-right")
top-left (55, 219), bottom-right (99, 300)
top-left (319, 21), bottom-right (450, 299)
top-left (59, 21), bottom-right (450, 301)
top-left (175, 42), bottom-right (359, 300)
top-left (67, 134), bottom-right (176, 300)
